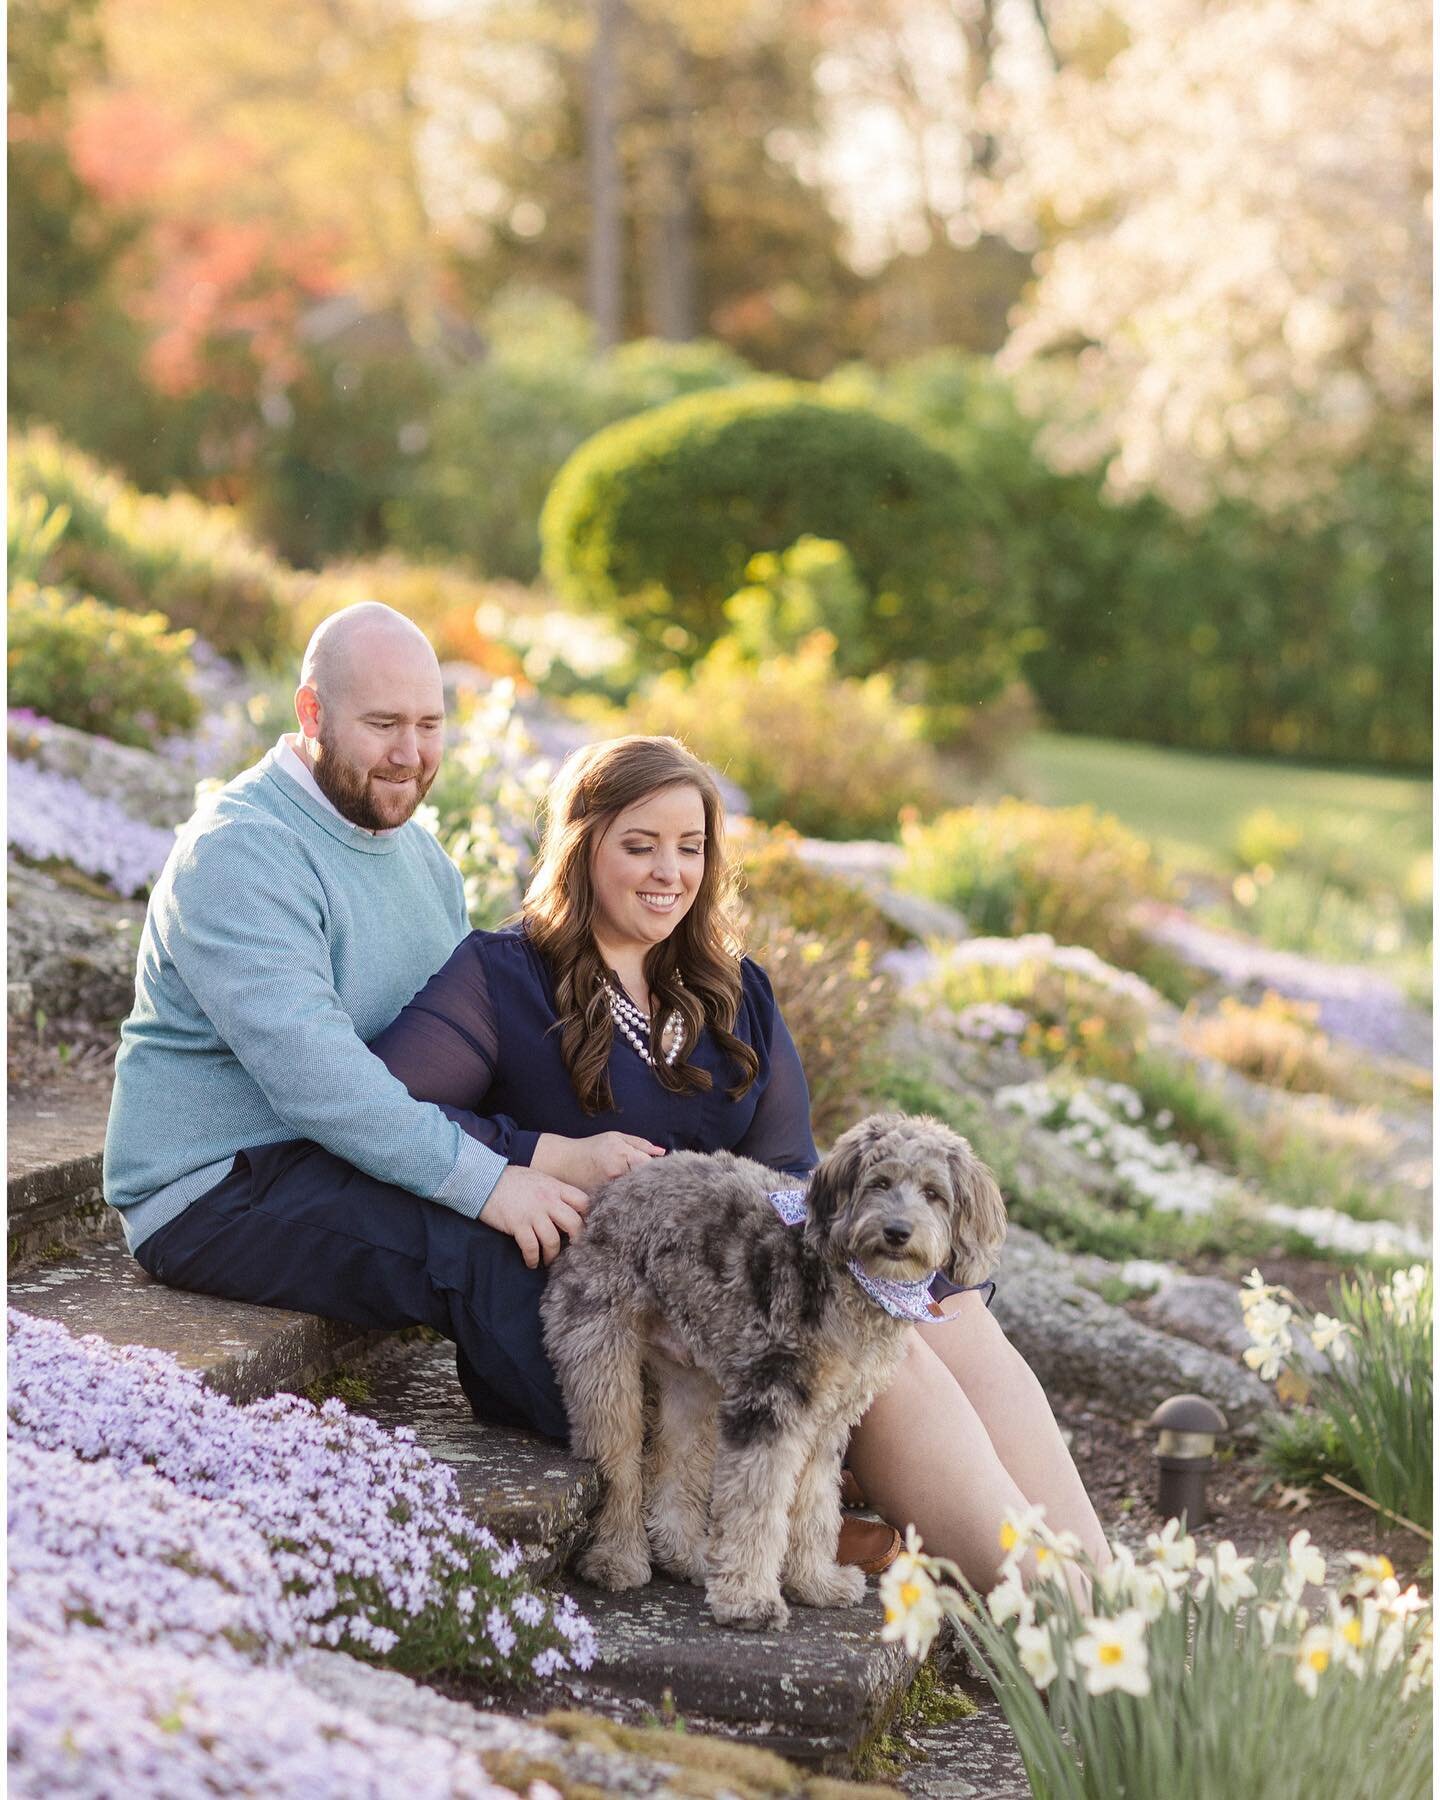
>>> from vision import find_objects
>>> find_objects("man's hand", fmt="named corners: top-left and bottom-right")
top-left (532, 1131), bottom-right (665, 1195)
top-left (482, 1166), bottom-right (590, 1269)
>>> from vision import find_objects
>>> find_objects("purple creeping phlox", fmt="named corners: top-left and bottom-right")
top-left (8, 1440), bottom-right (297, 1664)
top-left (7, 753), bottom-right (177, 897)
top-left (7, 1634), bottom-right (532, 1800)
top-left (6, 1311), bottom-right (597, 1678)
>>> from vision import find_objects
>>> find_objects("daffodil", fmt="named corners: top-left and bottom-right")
top-left (1016, 1619), bottom-right (1060, 1689)
top-left (1072, 1608), bottom-right (1151, 1697)
top-left (1342, 1552), bottom-right (1396, 1598)
top-left (1295, 1625), bottom-right (1337, 1696)
top-left (880, 1557), bottom-right (944, 1659)
top-left (987, 1570), bottom-right (1034, 1632)
top-left (1193, 1541), bottom-right (1256, 1612)
top-left (1307, 1313), bottom-right (1354, 1360)
top-left (1145, 1516), bottom-right (1197, 1579)
top-left (997, 1503), bottom-right (1047, 1567)
top-left (1372, 1580), bottom-right (1426, 1623)
top-left (1400, 1627), bottom-right (1433, 1700)
top-left (1283, 1528), bottom-right (1328, 1601)
top-left (1031, 1526), bottom-right (1083, 1581)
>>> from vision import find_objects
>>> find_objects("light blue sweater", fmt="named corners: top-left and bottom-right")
top-left (104, 746), bottom-right (506, 1251)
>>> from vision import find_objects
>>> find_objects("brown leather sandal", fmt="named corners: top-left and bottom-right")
top-left (836, 1513), bottom-right (903, 1575)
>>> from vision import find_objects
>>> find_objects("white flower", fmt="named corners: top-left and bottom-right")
top-left (1031, 1526), bottom-right (1083, 1582)
top-left (1145, 1516), bottom-right (1197, 1577)
top-left (1401, 1628), bottom-right (1433, 1699)
top-left (1307, 1313), bottom-right (1354, 1359)
top-left (1385, 1264), bottom-right (1430, 1324)
top-left (987, 1570), bottom-right (1034, 1632)
top-left (1193, 1542), bottom-right (1257, 1612)
top-left (1372, 1580), bottom-right (1427, 1623)
top-left (1072, 1609), bottom-right (1152, 1697)
top-left (1099, 1544), bottom-right (1170, 1621)
top-left (880, 1556), bottom-right (944, 1660)
top-left (1342, 1552), bottom-right (1397, 1598)
top-left (1295, 1625), bottom-right (1338, 1696)
top-left (1284, 1529), bottom-right (1328, 1600)
top-left (1016, 1620), bottom-right (1060, 1688)
top-left (997, 1503), bottom-right (1048, 1568)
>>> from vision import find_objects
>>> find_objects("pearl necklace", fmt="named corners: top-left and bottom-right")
top-left (606, 980), bottom-right (684, 1068)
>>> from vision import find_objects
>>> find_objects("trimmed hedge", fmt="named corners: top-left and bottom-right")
top-left (540, 381), bottom-right (1029, 733)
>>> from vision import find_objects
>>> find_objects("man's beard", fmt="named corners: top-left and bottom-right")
top-left (310, 724), bottom-right (435, 830)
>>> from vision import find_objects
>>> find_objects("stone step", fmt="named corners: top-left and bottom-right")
top-left (548, 1576), bottom-right (920, 1767)
top-left (351, 1336), bottom-right (600, 1577)
top-left (6, 1234), bottom-right (388, 1406)
top-left (8, 1080), bottom-right (113, 1265)
top-left (351, 1338), bottom-right (927, 1767)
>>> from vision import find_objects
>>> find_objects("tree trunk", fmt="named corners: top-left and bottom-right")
top-left (587, 0), bottom-right (624, 348)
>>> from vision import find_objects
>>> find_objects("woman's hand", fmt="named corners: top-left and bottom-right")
top-left (532, 1131), bottom-right (666, 1194)
top-left (482, 1166), bottom-right (590, 1269)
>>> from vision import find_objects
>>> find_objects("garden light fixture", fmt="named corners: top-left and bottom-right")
top-left (1147, 1393), bottom-right (1228, 1529)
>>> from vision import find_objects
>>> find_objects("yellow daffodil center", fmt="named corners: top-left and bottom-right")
top-left (1000, 1523), bottom-right (1018, 1551)
top-left (899, 1582), bottom-right (923, 1609)
top-left (1377, 1558), bottom-right (1395, 1581)
top-left (1308, 1649), bottom-right (1330, 1673)
top-left (1343, 1619), bottom-right (1363, 1647)
top-left (1035, 1544), bottom-right (1051, 1564)
top-left (1099, 1643), bottom-right (1124, 1666)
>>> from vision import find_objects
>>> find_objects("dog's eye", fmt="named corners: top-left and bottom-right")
top-left (923, 1187), bottom-right (944, 1204)
top-left (871, 1175), bottom-right (891, 1191)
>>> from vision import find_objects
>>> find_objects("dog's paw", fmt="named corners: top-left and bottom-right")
top-left (784, 1561), bottom-right (867, 1609)
top-left (706, 1583), bottom-right (790, 1632)
top-left (576, 1539), bottom-right (652, 1591)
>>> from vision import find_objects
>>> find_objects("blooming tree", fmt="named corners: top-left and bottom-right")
top-left (987, 0), bottom-right (1432, 509)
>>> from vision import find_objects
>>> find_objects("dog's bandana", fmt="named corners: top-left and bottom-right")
top-left (766, 1190), bottom-right (996, 1323)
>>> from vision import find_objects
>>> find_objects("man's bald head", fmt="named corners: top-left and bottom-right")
top-left (293, 604), bottom-right (446, 831)
top-left (300, 602), bottom-right (439, 707)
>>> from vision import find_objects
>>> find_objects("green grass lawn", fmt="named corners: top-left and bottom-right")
top-left (996, 732), bottom-right (1432, 991)
top-left (1005, 731), bottom-right (1431, 886)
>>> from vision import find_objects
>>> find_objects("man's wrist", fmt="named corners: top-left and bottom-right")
top-left (433, 1133), bottom-right (507, 1219)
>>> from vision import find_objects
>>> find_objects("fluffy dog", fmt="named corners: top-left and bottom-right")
top-left (539, 1111), bottom-right (1006, 1631)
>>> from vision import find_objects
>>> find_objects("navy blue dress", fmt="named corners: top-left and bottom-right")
top-left (368, 925), bottom-right (820, 1180)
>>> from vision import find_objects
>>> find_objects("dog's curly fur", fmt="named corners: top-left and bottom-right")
top-left (539, 1111), bottom-right (1006, 1631)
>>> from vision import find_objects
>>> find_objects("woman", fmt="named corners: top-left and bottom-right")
top-left (370, 734), bottom-right (1110, 1593)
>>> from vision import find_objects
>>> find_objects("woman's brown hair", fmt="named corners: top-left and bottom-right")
top-left (521, 734), bottom-right (758, 1115)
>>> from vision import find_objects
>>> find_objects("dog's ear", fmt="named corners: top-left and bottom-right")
top-left (806, 1123), bottom-right (877, 1241)
top-left (944, 1140), bottom-right (1007, 1281)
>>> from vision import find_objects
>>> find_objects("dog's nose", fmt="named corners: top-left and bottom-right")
top-left (882, 1221), bottom-right (912, 1248)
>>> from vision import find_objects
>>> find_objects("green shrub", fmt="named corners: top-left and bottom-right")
top-left (610, 631), bottom-right (950, 840)
top-left (899, 799), bottom-right (1169, 967)
top-left (8, 582), bottom-right (198, 748)
top-left (8, 428), bottom-right (296, 660)
top-left (540, 381), bottom-right (1028, 734)
top-left (838, 350), bottom-right (1431, 770)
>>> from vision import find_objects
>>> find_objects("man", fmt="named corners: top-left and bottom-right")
top-left (104, 603), bottom-right (588, 1435)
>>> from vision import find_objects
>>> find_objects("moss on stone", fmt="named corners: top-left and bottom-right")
top-left (535, 1710), bottom-right (904, 1798)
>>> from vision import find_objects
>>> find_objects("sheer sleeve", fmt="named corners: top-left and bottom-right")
top-left (367, 938), bottom-right (537, 1165)
top-left (732, 966), bottom-right (819, 1180)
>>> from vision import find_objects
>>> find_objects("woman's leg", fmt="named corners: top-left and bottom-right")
top-left (847, 1332), bottom-right (1046, 1594)
top-left (917, 1293), bottom-right (1112, 1572)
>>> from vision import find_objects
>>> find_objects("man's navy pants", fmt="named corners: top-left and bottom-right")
top-left (131, 1140), bottom-right (570, 1439)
